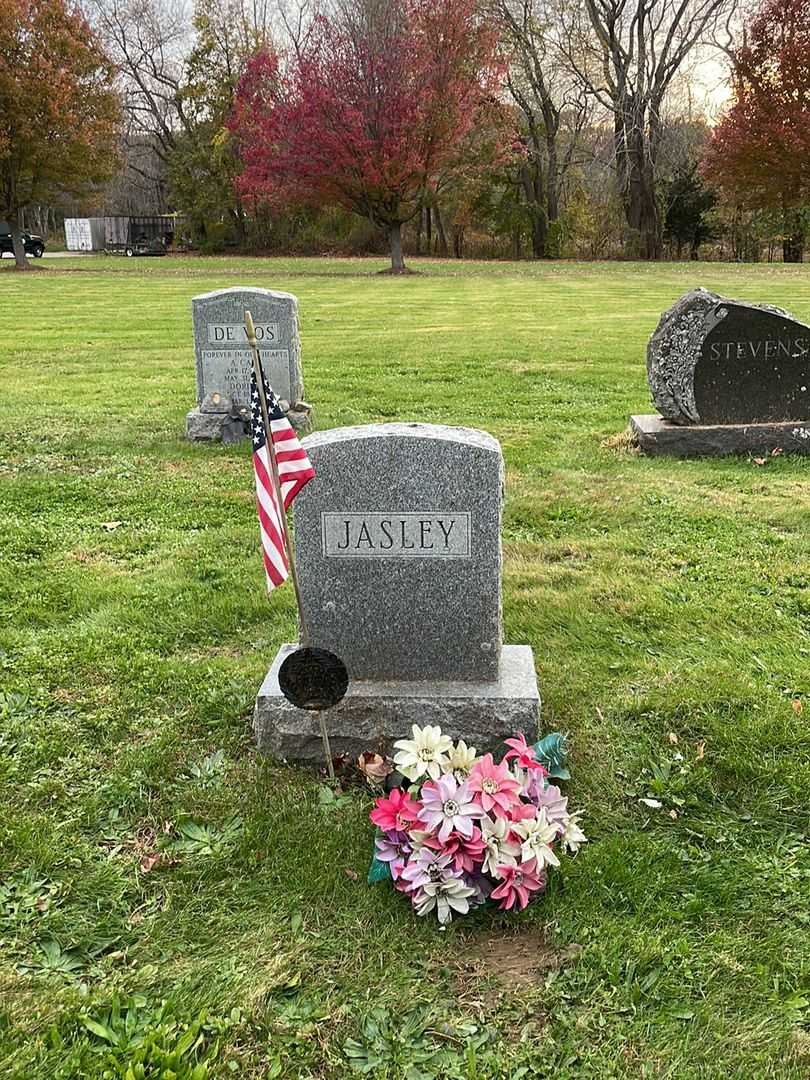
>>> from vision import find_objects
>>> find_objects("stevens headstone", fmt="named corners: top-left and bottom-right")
top-left (254, 423), bottom-right (540, 763)
top-left (632, 288), bottom-right (810, 456)
top-left (185, 286), bottom-right (308, 442)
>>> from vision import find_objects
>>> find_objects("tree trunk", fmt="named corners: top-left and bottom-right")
top-left (414, 207), bottom-right (423, 255)
top-left (433, 204), bottom-right (448, 257)
top-left (425, 206), bottom-right (432, 252)
top-left (452, 226), bottom-right (464, 259)
top-left (615, 115), bottom-right (661, 260)
top-left (10, 221), bottom-right (30, 270)
top-left (389, 222), bottom-right (406, 272)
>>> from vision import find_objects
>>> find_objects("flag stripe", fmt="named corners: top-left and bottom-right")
top-left (250, 368), bottom-right (314, 594)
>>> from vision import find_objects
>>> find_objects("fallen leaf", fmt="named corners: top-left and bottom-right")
top-left (696, 741), bottom-right (706, 760)
top-left (668, 732), bottom-right (678, 745)
top-left (753, 458), bottom-right (767, 466)
top-left (139, 853), bottom-right (160, 874)
top-left (771, 447), bottom-right (784, 457)
top-left (669, 809), bottom-right (678, 819)
top-left (792, 699), bottom-right (803, 716)
top-left (101, 521), bottom-right (123, 531)
top-left (640, 798), bottom-right (662, 809)
top-left (595, 706), bottom-right (605, 722)
top-left (344, 867), bottom-right (359, 881)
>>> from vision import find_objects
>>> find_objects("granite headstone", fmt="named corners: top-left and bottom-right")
top-left (254, 423), bottom-right (540, 763)
top-left (632, 288), bottom-right (810, 456)
top-left (185, 286), bottom-right (309, 441)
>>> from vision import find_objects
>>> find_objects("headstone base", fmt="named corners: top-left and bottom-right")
top-left (254, 643), bottom-right (540, 764)
top-left (630, 414), bottom-right (810, 458)
top-left (185, 405), bottom-right (313, 444)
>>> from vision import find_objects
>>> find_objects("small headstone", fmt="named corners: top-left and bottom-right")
top-left (185, 286), bottom-right (309, 442)
top-left (632, 288), bottom-right (810, 456)
top-left (254, 423), bottom-right (540, 764)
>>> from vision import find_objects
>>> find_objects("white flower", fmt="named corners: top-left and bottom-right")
top-left (480, 815), bottom-right (520, 876)
top-left (447, 739), bottom-right (478, 777)
top-left (413, 877), bottom-right (476, 925)
top-left (393, 724), bottom-right (453, 782)
top-left (513, 808), bottom-right (561, 870)
top-left (561, 812), bottom-right (587, 853)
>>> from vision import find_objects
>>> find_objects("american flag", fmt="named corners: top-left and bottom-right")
top-left (250, 370), bottom-right (315, 591)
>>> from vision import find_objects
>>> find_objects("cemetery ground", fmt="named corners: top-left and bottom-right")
top-left (1, 255), bottom-right (809, 1080)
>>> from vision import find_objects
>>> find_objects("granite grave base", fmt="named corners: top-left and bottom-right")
top-left (254, 643), bottom-right (541, 764)
top-left (631, 413), bottom-right (810, 457)
top-left (186, 399), bottom-right (312, 443)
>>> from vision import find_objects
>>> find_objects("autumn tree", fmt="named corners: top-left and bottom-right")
top-left (230, 0), bottom-right (505, 271)
top-left (703, 0), bottom-right (810, 263)
top-left (0, 0), bottom-right (120, 268)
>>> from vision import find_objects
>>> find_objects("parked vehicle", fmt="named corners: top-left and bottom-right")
top-left (0, 231), bottom-right (45, 257)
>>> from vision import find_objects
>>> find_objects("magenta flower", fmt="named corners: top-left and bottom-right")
top-left (374, 830), bottom-right (412, 880)
top-left (490, 858), bottom-right (546, 911)
top-left (426, 826), bottom-right (486, 873)
top-left (418, 773), bottom-right (481, 842)
top-left (504, 733), bottom-right (546, 773)
top-left (370, 788), bottom-right (421, 833)
top-left (467, 753), bottom-right (522, 817)
top-left (399, 847), bottom-right (455, 891)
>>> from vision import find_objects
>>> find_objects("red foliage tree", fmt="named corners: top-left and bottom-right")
top-left (230, 0), bottom-right (505, 271)
top-left (703, 0), bottom-right (810, 262)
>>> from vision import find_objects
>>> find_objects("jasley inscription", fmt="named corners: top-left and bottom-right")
top-left (322, 512), bottom-right (471, 558)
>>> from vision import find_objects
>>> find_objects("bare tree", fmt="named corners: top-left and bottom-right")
top-left (88, 0), bottom-right (191, 204)
top-left (493, 0), bottom-right (589, 257)
top-left (557, 0), bottom-right (737, 258)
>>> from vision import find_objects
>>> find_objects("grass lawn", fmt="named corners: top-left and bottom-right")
top-left (1, 254), bottom-right (809, 1079)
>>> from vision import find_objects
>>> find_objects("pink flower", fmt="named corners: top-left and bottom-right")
top-left (467, 753), bottom-right (522, 817)
top-left (425, 827), bottom-right (486, 874)
top-left (506, 801), bottom-right (537, 825)
top-left (504, 733), bottom-right (546, 773)
top-left (490, 858), bottom-right (546, 911)
top-left (417, 773), bottom-right (481, 842)
top-left (370, 788), bottom-right (421, 833)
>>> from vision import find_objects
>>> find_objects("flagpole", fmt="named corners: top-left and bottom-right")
top-left (244, 308), bottom-right (309, 647)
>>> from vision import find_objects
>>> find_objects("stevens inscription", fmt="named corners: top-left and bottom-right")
top-left (322, 512), bottom-right (471, 558)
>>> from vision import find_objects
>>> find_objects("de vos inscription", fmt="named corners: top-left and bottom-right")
top-left (322, 512), bottom-right (470, 557)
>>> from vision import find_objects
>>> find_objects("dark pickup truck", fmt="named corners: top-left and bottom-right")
top-left (0, 231), bottom-right (45, 258)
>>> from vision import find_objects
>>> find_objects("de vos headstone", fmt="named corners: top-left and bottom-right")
top-left (185, 286), bottom-right (309, 442)
top-left (632, 288), bottom-right (810, 455)
top-left (254, 423), bottom-right (540, 763)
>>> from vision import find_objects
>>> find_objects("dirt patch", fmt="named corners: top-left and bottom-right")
top-left (457, 928), bottom-right (582, 989)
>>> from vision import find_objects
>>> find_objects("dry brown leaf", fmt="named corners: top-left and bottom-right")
top-left (668, 732), bottom-right (678, 745)
top-left (696, 741), bottom-right (706, 760)
top-left (139, 853), bottom-right (161, 874)
top-left (771, 447), bottom-right (784, 457)
top-left (792, 699), bottom-right (803, 716)
top-left (344, 867), bottom-right (359, 881)
top-left (669, 809), bottom-right (678, 819)
top-left (753, 458), bottom-right (767, 466)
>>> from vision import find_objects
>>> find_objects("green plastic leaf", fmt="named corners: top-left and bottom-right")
top-left (367, 855), bottom-right (391, 884)
top-left (532, 732), bottom-right (570, 779)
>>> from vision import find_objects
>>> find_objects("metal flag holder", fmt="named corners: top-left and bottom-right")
top-left (244, 309), bottom-right (349, 780)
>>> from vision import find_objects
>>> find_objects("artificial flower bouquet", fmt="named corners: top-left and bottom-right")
top-left (366, 725), bottom-right (586, 925)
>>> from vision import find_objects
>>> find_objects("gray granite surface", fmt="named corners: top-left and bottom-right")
top-left (191, 286), bottom-right (304, 408)
top-left (255, 644), bottom-right (540, 763)
top-left (631, 413), bottom-right (810, 457)
top-left (293, 423), bottom-right (504, 683)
